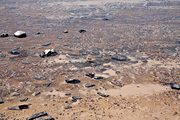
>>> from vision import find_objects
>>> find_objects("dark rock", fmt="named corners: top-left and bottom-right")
top-left (111, 80), bottom-right (123, 87)
top-left (40, 49), bottom-right (57, 58)
top-left (42, 42), bottom-right (51, 47)
top-left (176, 40), bottom-right (180, 44)
top-left (37, 117), bottom-right (55, 120)
top-left (111, 55), bottom-right (129, 61)
top-left (32, 92), bottom-right (41, 96)
top-left (26, 112), bottom-right (48, 120)
top-left (20, 97), bottom-right (28, 102)
top-left (33, 74), bottom-right (46, 80)
top-left (102, 18), bottom-right (109, 21)
top-left (10, 48), bottom-right (20, 55)
top-left (97, 92), bottom-right (109, 97)
top-left (43, 81), bottom-right (52, 87)
top-left (0, 33), bottom-right (8, 38)
top-left (65, 79), bottom-right (81, 84)
top-left (10, 92), bottom-right (20, 97)
top-left (64, 92), bottom-right (71, 96)
top-left (170, 83), bottom-right (180, 90)
top-left (14, 31), bottom-right (27, 38)
top-left (36, 32), bottom-right (41, 35)
top-left (72, 96), bottom-right (82, 102)
top-left (86, 73), bottom-right (95, 78)
top-left (94, 76), bottom-right (104, 80)
top-left (63, 30), bottom-right (68, 33)
top-left (0, 99), bottom-right (4, 104)
top-left (79, 29), bottom-right (86, 33)
top-left (8, 104), bottom-right (29, 110)
top-left (84, 83), bottom-right (95, 88)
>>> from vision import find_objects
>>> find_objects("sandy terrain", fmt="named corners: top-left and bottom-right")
top-left (0, 0), bottom-right (180, 120)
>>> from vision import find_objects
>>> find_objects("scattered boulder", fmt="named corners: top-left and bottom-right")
top-left (176, 40), bottom-right (180, 44)
top-left (71, 96), bottom-right (82, 102)
top-left (8, 104), bottom-right (29, 110)
top-left (36, 32), bottom-right (41, 35)
top-left (111, 55), bottom-right (129, 61)
top-left (86, 73), bottom-right (95, 78)
top-left (33, 74), bottom-right (46, 80)
top-left (0, 99), bottom-right (4, 104)
top-left (86, 73), bottom-right (104, 80)
top-left (42, 42), bottom-right (51, 47)
top-left (97, 92), bottom-right (109, 97)
top-left (40, 49), bottom-right (57, 58)
top-left (26, 112), bottom-right (48, 120)
top-left (84, 83), bottom-right (95, 88)
top-left (32, 92), bottom-right (41, 96)
top-left (43, 81), bottom-right (52, 87)
top-left (10, 48), bottom-right (20, 55)
top-left (37, 117), bottom-right (55, 120)
top-left (79, 29), bottom-right (86, 33)
top-left (14, 31), bottom-right (27, 38)
top-left (94, 76), bottom-right (104, 80)
top-left (10, 92), bottom-right (20, 97)
top-left (170, 83), bottom-right (180, 90)
top-left (19, 97), bottom-right (28, 102)
top-left (111, 79), bottom-right (123, 87)
top-left (0, 33), bottom-right (8, 38)
top-left (65, 79), bottom-right (81, 84)
top-left (63, 30), bottom-right (68, 33)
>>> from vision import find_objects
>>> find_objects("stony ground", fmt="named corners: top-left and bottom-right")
top-left (0, 0), bottom-right (180, 120)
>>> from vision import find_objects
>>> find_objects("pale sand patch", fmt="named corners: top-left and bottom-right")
top-left (103, 69), bottom-right (117, 76)
top-left (42, 90), bottom-right (67, 97)
top-left (106, 84), bottom-right (170, 97)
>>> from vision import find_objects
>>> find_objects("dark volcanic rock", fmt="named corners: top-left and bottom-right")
top-left (176, 40), bottom-right (180, 44)
top-left (79, 29), bottom-right (86, 33)
top-left (43, 81), bottom-right (52, 87)
top-left (86, 73), bottom-right (95, 78)
top-left (170, 83), bottom-right (180, 90)
top-left (32, 92), bottom-right (41, 96)
top-left (14, 31), bottom-right (27, 38)
top-left (0, 99), bottom-right (4, 104)
top-left (37, 117), bottom-right (55, 120)
top-left (72, 96), bottom-right (82, 102)
top-left (94, 76), bottom-right (104, 80)
top-left (111, 79), bottom-right (123, 87)
top-left (97, 92), bottom-right (109, 97)
top-left (111, 54), bottom-right (129, 61)
top-left (26, 112), bottom-right (48, 120)
top-left (10, 48), bottom-right (20, 55)
top-left (0, 33), bottom-right (8, 38)
top-left (8, 104), bottom-right (29, 110)
top-left (40, 49), bottom-right (57, 58)
top-left (63, 30), bottom-right (68, 33)
top-left (84, 83), bottom-right (95, 88)
top-left (65, 79), bottom-right (81, 84)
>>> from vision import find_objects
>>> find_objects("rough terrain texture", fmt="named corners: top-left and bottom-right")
top-left (0, 0), bottom-right (180, 120)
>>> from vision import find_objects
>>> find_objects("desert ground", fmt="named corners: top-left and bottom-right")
top-left (0, 0), bottom-right (180, 120)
